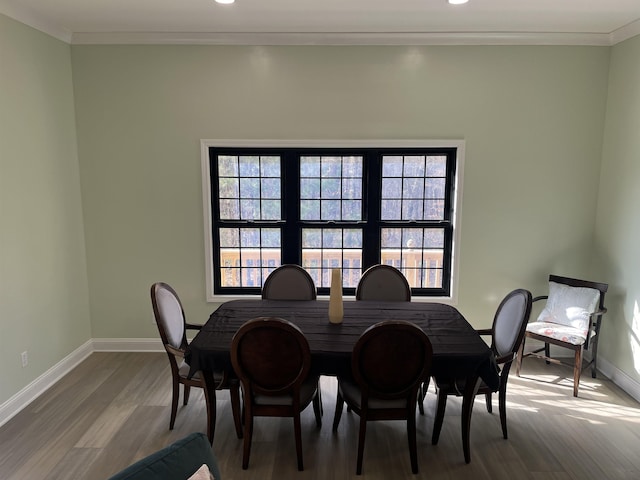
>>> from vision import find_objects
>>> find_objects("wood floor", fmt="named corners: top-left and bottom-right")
top-left (1, 352), bottom-right (639, 480)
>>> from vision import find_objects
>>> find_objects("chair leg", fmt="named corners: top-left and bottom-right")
top-left (485, 392), bottom-right (492, 413)
top-left (332, 390), bottom-right (345, 431)
top-left (183, 385), bottom-right (191, 406)
top-left (418, 384), bottom-right (425, 415)
top-left (407, 407), bottom-right (419, 474)
top-left (242, 409), bottom-right (253, 470)
top-left (313, 389), bottom-right (323, 428)
top-left (356, 414), bottom-right (367, 475)
top-left (170, 377), bottom-right (179, 430)
top-left (431, 387), bottom-right (448, 445)
top-left (515, 338), bottom-right (525, 377)
top-left (294, 412), bottom-right (304, 471)
top-left (230, 382), bottom-right (243, 439)
top-left (591, 338), bottom-right (599, 379)
top-left (544, 342), bottom-right (551, 364)
top-left (573, 346), bottom-right (583, 397)
top-left (499, 381), bottom-right (508, 439)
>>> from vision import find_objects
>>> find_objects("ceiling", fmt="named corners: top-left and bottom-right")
top-left (2, 0), bottom-right (640, 46)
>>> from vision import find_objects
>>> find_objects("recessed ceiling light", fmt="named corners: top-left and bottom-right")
top-left (448, 0), bottom-right (469, 4)
top-left (215, 0), bottom-right (235, 4)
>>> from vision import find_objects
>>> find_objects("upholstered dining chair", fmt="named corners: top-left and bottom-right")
top-left (515, 275), bottom-right (608, 397)
top-left (431, 288), bottom-right (532, 443)
top-left (230, 317), bottom-right (322, 471)
top-left (332, 320), bottom-right (433, 475)
top-left (261, 264), bottom-right (317, 300)
top-left (355, 264), bottom-right (411, 301)
top-left (150, 282), bottom-right (242, 438)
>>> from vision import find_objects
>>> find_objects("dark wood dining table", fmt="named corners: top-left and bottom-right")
top-left (186, 299), bottom-right (499, 464)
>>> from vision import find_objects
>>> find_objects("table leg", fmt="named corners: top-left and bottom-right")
top-left (202, 370), bottom-right (218, 444)
top-left (461, 375), bottom-right (481, 464)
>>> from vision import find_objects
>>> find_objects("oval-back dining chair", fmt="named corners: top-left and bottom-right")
top-left (150, 282), bottom-right (242, 439)
top-left (332, 320), bottom-right (432, 475)
top-left (261, 264), bottom-right (317, 300)
top-left (231, 317), bottom-right (322, 471)
top-left (355, 264), bottom-right (411, 302)
top-left (431, 288), bottom-right (532, 445)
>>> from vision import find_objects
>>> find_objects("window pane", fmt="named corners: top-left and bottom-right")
top-left (300, 156), bottom-right (320, 177)
top-left (321, 200), bottom-right (341, 220)
top-left (219, 177), bottom-right (239, 198)
top-left (382, 156), bottom-right (403, 176)
top-left (322, 178), bottom-right (341, 199)
top-left (381, 178), bottom-right (402, 199)
top-left (218, 155), bottom-right (238, 176)
top-left (261, 156), bottom-right (280, 177)
top-left (239, 156), bottom-right (260, 176)
top-left (240, 199), bottom-right (260, 220)
top-left (261, 178), bottom-right (280, 199)
top-left (302, 227), bottom-right (362, 288)
top-left (219, 199), bottom-right (240, 220)
top-left (404, 156), bottom-right (425, 177)
top-left (381, 199), bottom-right (401, 220)
top-left (219, 228), bottom-right (239, 247)
top-left (301, 200), bottom-right (320, 220)
top-left (402, 199), bottom-right (423, 220)
top-left (424, 199), bottom-right (445, 220)
top-left (261, 200), bottom-right (281, 220)
top-left (426, 155), bottom-right (446, 177)
top-left (300, 178), bottom-right (320, 199)
top-left (342, 200), bottom-right (361, 220)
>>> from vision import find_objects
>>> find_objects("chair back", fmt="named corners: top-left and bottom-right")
top-left (231, 317), bottom-right (311, 397)
top-left (150, 282), bottom-right (187, 351)
top-left (351, 321), bottom-right (432, 401)
top-left (492, 289), bottom-right (533, 362)
top-left (262, 264), bottom-right (317, 300)
top-left (355, 264), bottom-right (411, 301)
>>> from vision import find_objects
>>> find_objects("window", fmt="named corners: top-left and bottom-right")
top-left (202, 140), bottom-right (463, 299)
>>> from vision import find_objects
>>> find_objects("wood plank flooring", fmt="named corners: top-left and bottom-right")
top-left (1, 352), bottom-right (639, 479)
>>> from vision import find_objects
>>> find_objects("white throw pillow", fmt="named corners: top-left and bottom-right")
top-left (537, 281), bottom-right (600, 332)
top-left (187, 463), bottom-right (215, 480)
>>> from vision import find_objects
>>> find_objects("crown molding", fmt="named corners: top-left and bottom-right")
top-left (610, 18), bottom-right (640, 45)
top-left (70, 30), bottom-right (615, 46)
top-left (0, 3), bottom-right (71, 43)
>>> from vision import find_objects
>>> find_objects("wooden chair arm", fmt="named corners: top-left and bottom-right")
top-left (532, 295), bottom-right (548, 303)
top-left (185, 323), bottom-right (203, 331)
top-left (166, 345), bottom-right (185, 358)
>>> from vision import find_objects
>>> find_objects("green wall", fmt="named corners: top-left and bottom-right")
top-left (0, 15), bottom-right (91, 405)
top-left (70, 44), bottom-right (609, 340)
top-left (7, 9), bottom-right (640, 406)
top-left (595, 34), bottom-right (640, 386)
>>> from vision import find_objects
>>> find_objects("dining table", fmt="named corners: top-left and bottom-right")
top-left (186, 298), bottom-right (499, 464)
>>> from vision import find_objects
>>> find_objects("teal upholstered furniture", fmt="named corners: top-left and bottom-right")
top-left (108, 432), bottom-right (221, 480)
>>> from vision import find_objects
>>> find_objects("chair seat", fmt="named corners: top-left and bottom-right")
top-left (525, 321), bottom-right (594, 346)
top-left (177, 361), bottom-right (225, 384)
top-left (339, 378), bottom-right (408, 409)
top-left (254, 376), bottom-right (319, 406)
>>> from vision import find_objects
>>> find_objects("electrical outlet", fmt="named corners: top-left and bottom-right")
top-left (21, 351), bottom-right (28, 368)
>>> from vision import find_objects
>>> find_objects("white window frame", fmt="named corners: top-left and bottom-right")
top-left (201, 139), bottom-right (465, 304)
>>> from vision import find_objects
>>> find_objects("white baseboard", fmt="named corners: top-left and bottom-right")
top-left (92, 337), bottom-right (163, 352)
top-left (597, 357), bottom-right (640, 404)
top-left (0, 339), bottom-right (93, 428)
top-left (2, 337), bottom-right (639, 429)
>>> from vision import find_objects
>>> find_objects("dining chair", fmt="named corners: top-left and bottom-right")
top-left (261, 264), bottom-right (317, 300)
top-left (355, 264), bottom-right (411, 301)
top-left (515, 275), bottom-right (608, 397)
top-left (332, 320), bottom-right (433, 475)
top-left (431, 288), bottom-right (532, 444)
top-left (230, 317), bottom-right (322, 471)
top-left (150, 282), bottom-right (242, 439)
